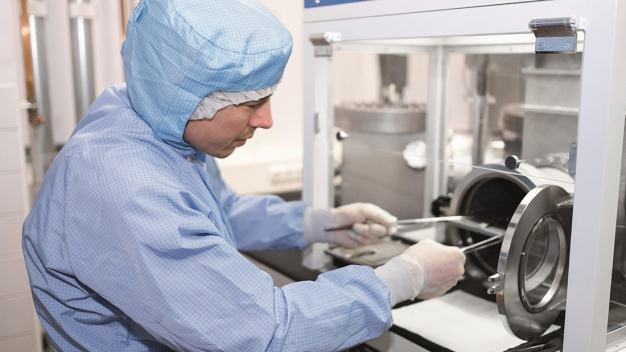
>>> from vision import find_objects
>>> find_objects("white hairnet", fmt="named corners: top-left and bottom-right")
top-left (189, 83), bottom-right (279, 120)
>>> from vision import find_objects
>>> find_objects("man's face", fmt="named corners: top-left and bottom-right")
top-left (183, 96), bottom-right (273, 158)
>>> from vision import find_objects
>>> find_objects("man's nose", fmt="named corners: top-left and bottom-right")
top-left (249, 100), bottom-right (273, 129)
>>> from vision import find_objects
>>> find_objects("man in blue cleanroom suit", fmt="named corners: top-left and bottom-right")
top-left (22, 0), bottom-right (465, 351)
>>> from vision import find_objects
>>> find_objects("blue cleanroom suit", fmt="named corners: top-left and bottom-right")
top-left (22, 0), bottom-right (392, 351)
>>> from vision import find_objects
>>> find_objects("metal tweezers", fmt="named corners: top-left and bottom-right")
top-left (324, 215), bottom-right (505, 254)
top-left (323, 215), bottom-right (466, 232)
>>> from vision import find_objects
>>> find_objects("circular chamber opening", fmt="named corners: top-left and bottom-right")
top-left (519, 214), bottom-right (567, 312)
top-left (458, 177), bottom-right (528, 275)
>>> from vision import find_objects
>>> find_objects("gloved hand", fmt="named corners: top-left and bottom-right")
top-left (399, 239), bottom-right (466, 299)
top-left (303, 203), bottom-right (397, 248)
top-left (330, 203), bottom-right (398, 248)
top-left (375, 239), bottom-right (465, 306)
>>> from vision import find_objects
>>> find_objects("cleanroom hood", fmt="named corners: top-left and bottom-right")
top-left (121, 0), bottom-right (293, 149)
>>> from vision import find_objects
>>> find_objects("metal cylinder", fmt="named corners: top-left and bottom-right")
top-left (334, 103), bottom-right (426, 135)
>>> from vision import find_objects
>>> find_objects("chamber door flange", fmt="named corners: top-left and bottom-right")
top-left (493, 185), bottom-right (573, 341)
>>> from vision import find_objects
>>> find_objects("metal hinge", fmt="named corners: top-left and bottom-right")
top-left (487, 272), bottom-right (505, 295)
top-left (309, 32), bottom-right (341, 57)
top-left (529, 17), bottom-right (586, 54)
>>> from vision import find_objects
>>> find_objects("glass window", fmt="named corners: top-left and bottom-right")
top-left (333, 51), bottom-right (430, 220)
top-left (608, 118), bottom-right (626, 343)
top-left (325, 33), bottom-right (610, 346)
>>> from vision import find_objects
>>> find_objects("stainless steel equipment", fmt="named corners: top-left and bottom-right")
top-left (490, 185), bottom-right (572, 340)
top-left (460, 233), bottom-right (504, 254)
top-left (447, 157), bottom-right (626, 341)
top-left (336, 103), bottom-right (427, 219)
top-left (335, 103), bottom-right (426, 135)
top-left (448, 161), bottom-right (574, 283)
top-left (323, 215), bottom-right (465, 232)
top-left (445, 162), bottom-right (575, 340)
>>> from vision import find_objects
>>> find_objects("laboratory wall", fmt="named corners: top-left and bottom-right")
top-left (0, 0), bottom-right (42, 351)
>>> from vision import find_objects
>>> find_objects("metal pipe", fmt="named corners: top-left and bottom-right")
top-left (75, 0), bottom-right (90, 121)
top-left (28, 14), bottom-right (45, 199)
top-left (19, 0), bottom-right (39, 127)
top-left (120, 0), bottom-right (127, 40)
top-left (460, 233), bottom-right (505, 254)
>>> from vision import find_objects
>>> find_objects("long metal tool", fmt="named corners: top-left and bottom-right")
top-left (460, 233), bottom-right (505, 254)
top-left (324, 215), bottom-right (467, 232)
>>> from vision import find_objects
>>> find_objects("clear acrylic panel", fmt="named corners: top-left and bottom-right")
top-left (329, 32), bottom-right (626, 344)
top-left (519, 215), bottom-right (566, 311)
top-left (331, 34), bottom-right (580, 222)
top-left (330, 33), bottom-right (584, 333)
top-left (333, 51), bottom-right (430, 220)
top-left (444, 50), bottom-right (579, 194)
top-left (608, 118), bottom-right (626, 341)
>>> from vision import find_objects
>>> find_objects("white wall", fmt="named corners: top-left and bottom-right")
top-left (0, 1), bottom-right (43, 351)
top-left (92, 0), bottom-right (125, 96)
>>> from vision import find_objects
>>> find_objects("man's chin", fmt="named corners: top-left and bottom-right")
top-left (210, 148), bottom-right (236, 159)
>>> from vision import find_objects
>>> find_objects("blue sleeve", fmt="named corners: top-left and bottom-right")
top-left (205, 157), bottom-right (310, 251)
top-left (64, 149), bottom-right (392, 352)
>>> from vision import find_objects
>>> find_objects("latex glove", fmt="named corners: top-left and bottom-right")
top-left (375, 239), bottom-right (465, 306)
top-left (330, 203), bottom-right (397, 248)
top-left (303, 203), bottom-right (397, 248)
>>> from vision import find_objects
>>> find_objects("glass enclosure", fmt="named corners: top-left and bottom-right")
top-left (609, 119), bottom-right (626, 342)
top-left (443, 48), bottom-right (579, 292)
top-left (332, 34), bottom-right (579, 217)
top-left (326, 32), bottom-right (625, 344)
